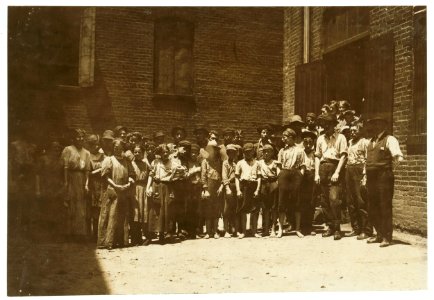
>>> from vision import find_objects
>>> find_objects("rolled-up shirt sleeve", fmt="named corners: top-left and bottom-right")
top-left (386, 136), bottom-right (404, 158)
top-left (314, 136), bottom-right (323, 159)
top-left (337, 134), bottom-right (348, 156)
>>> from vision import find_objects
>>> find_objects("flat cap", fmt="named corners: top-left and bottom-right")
top-left (243, 143), bottom-right (255, 152)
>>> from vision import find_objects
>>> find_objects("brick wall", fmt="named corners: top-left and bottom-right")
top-left (282, 7), bottom-right (303, 123)
top-left (283, 6), bottom-right (427, 235)
top-left (369, 7), bottom-right (427, 235)
top-left (62, 7), bottom-right (283, 143)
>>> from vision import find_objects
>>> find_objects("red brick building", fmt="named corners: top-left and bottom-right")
top-left (8, 6), bottom-right (426, 234)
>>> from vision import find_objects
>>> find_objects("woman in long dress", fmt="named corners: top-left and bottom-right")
top-left (97, 139), bottom-right (135, 249)
top-left (60, 129), bottom-right (91, 241)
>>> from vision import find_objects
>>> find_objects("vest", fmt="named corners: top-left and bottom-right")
top-left (366, 134), bottom-right (392, 170)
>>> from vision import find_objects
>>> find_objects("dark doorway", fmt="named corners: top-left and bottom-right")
top-left (323, 37), bottom-right (368, 115)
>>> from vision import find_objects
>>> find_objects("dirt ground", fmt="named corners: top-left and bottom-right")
top-left (7, 222), bottom-right (427, 296)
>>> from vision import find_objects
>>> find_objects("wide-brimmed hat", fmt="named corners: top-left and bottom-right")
top-left (114, 125), bottom-right (127, 133)
top-left (288, 115), bottom-right (305, 125)
top-left (171, 126), bottom-right (186, 137)
top-left (153, 130), bottom-right (165, 139)
top-left (191, 143), bottom-right (200, 152)
top-left (102, 130), bottom-right (115, 140)
top-left (257, 124), bottom-right (273, 134)
top-left (178, 140), bottom-right (191, 148)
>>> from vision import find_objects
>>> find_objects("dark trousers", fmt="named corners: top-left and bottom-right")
top-left (277, 169), bottom-right (302, 213)
top-left (223, 183), bottom-right (237, 234)
top-left (260, 180), bottom-right (278, 235)
top-left (300, 170), bottom-right (315, 232)
top-left (366, 168), bottom-right (394, 241)
top-left (319, 162), bottom-right (342, 232)
top-left (345, 165), bottom-right (373, 235)
top-left (172, 180), bottom-right (188, 234)
top-left (185, 183), bottom-right (202, 237)
top-left (236, 181), bottom-right (258, 234)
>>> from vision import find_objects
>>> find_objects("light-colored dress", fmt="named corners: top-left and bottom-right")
top-left (97, 155), bottom-right (134, 248)
top-left (131, 159), bottom-right (150, 224)
top-left (60, 145), bottom-right (91, 236)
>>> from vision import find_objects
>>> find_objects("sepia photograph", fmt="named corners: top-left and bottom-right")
top-left (4, 1), bottom-right (429, 296)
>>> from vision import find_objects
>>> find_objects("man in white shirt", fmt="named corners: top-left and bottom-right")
top-left (365, 114), bottom-right (404, 248)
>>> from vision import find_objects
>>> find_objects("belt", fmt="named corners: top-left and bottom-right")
top-left (320, 159), bottom-right (339, 164)
top-left (262, 178), bottom-right (278, 183)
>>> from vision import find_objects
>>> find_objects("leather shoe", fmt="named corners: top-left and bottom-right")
top-left (333, 231), bottom-right (342, 240)
top-left (379, 239), bottom-right (391, 247)
top-left (344, 230), bottom-right (359, 237)
top-left (322, 229), bottom-right (333, 237)
top-left (357, 233), bottom-right (369, 240)
top-left (367, 236), bottom-right (382, 244)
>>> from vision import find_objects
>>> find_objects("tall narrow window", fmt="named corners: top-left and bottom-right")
top-left (154, 18), bottom-right (194, 96)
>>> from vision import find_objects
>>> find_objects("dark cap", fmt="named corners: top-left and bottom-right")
top-left (87, 134), bottom-right (99, 143)
top-left (191, 143), bottom-right (200, 152)
top-left (282, 128), bottom-right (296, 137)
top-left (257, 124), bottom-right (273, 134)
top-left (306, 112), bottom-right (317, 119)
top-left (178, 140), bottom-right (191, 147)
top-left (114, 125), bottom-right (127, 133)
top-left (193, 126), bottom-right (209, 136)
top-left (262, 144), bottom-right (275, 152)
top-left (317, 113), bottom-right (338, 125)
top-left (102, 130), bottom-right (115, 140)
top-left (171, 126), bottom-right (186, 137)
top-left (343, 110), bottom-right (356, 116)
top-left (301, 129), bottom-right (317, 140)
top-left (243, 143), bottom-right (255, 152)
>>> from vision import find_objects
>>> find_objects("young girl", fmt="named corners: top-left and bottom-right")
top-left (201, 140), bottom-right (223, 239)
top-left (146, 144), bottom-right (177, 244)
top-left (97, 139), bottom-right (135, 249)
top-left (258, 144), bottom-right (280, 237)
top-left (235, 143), bottom-right (261, 238)
top-left (277, 128), bottom-right (305, 238)
top-left (221, 144), bottom-right (239, 238)
top-left (131, 144), bottom-right (151, 246)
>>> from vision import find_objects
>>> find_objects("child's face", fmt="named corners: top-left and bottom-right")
top-left (223, 133), bottom-right (234, 144)
top-left (113, 141), bottom-right (124, 157)
top-left (306, 116), bottom-right (315, 126)
top-left (282, 134), bottom-right (295, 146)
top-left (244, 150), bottom-right (254, 160)
top-left (146, 145), bottom-right (155, 157)
top-left (161, 150), bottom-right (170, 161)
top-left (191, 150), bottom-right (199, 161)
top-left (227, 150), bottom-right (237, 160)
top-left (89, 142), bottom-right (100, 154)
top-left (133, 146), bottom-right (144, 160)
top-left (263, 150), bottom-right (273, 160)
top-left (350, 126), bottom-right (360, 140)
top-left (260, 129), bottom-right (269, 139)
top-left (174, 130), bottom-right (185, 142)
top-left (303, 137), bottom-right (314, 150)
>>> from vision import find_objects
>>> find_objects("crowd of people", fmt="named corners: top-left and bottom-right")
top-left (8, 100), bottom-right (404, 249)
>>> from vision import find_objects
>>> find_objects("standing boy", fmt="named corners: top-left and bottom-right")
top-left (235, 143), bottom-right (261, 238)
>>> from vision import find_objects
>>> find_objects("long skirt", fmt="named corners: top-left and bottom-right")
top-left (148, 181), bottom-right (174, 233)
top-left (65, 171), bottom-right (88, 236)
top-left (97, 186), bottom-right (130, 248)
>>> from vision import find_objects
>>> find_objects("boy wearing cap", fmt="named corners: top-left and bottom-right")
top-left (221, 144), bottom-right (239, 238)
top-left (344, 123), bottom-right (372, 240)
top-left (285, 115), bottom-right (305, 147)
top-left (258, 144), bottom-right (280, 237)
top-left (277, 128), bottom-right (306, 238)
top-left (186, 143), bottom-right (202, 238)
top-left (201, 140), bottom-right (223, 239)
top-left (300, 130), bottom-right (317, 236)
top-left (235, 143), bottom-right (261, 238)
top-left (365, 115), bottom-right (403, 247)
top-left (220, 128), bottom-right (236, 161)
top-left (153, 131), bottom-right (166, 146)
top-left (314, 113), bottom-right (348, 240)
